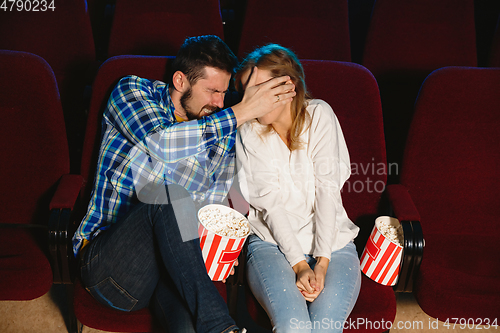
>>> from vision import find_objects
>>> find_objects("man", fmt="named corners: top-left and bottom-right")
top-left (72, 35), bottom-right (295, 333)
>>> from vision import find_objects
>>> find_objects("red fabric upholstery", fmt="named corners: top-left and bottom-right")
top-left (49, 174), bottom-right (84, 210)
top-left (243, 61), bottom-right (396, 332)
top-left (386, 184), bottom-right (420, 222)
top-left (0, 50), bottom-right (69, 300)
top-left (401, 67), bottom-right (500, 320)
top-left (302, 61), bottom-right (387, 229)
top-left (0, 0), bottom-right (96, 172)
top-left (75, 55), bottom-right (229, 331)
top-left (107, 0), bottom-right (224, 57)
top-left (363, 0), bottom-right (477, 78)
top-left (237, 0), bottom-right (350, 61)
top-left (415, 234), bottom-right (500, 320)
top-left (0, 50), bottom-right (69, 226)
top-left (345, 277), bottom-right (396, 332)
top-left (0, 230), bottom-right (53, 300)
top-left (362, 0), bottom-right (477, 181)
top-left (0, 1), bottom-right (95, 88)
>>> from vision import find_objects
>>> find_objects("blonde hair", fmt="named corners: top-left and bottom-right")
top-left (235, 44), bottom-right (311, 150)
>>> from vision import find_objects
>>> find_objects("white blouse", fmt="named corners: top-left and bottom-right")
top-left (235, 99), bottom-right (359, 267)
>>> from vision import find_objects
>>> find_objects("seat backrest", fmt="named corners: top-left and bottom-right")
top-left (401, 67), bottom-right (500, 236)
top-left (237, 0), bottom-right (350, 61)
top-left (81, 56), bottom-right (175, 200)
top-left (301, 60), bottom-right (386, 235)
top-left (0, 0), bottom-right (95, 95)
top-left (0, 0), bottom-right (96, 172)
top-left (107, 0), bottom-right (224, 57)
top-left (0, 50), bottom-right (69, 225)
top-left (362, 0), bottom-right (477, 79)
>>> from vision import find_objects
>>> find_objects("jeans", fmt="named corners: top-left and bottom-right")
top-left (246, 235), bottom-right (361, 333)
top-left (79, 184), bottom-right (238, 333)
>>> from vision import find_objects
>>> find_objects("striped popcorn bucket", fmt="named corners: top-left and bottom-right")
top-left (360, 216), bottom-right (403, 286)
top-left (198, 205), bottom-right (249, 281)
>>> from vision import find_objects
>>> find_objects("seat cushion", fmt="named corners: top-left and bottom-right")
top-left (345, 276), bottom-right (397, 332)
top-left (0, 229), bottom-right (53, 300)
top-left (73, 278), bottom-right (161, 332)
top-left (246, 275), bottom-right (396, 333)
top-left (74, 278), bottom-right (228, 332)
top-left (415, 233), bottom-right (500, 320)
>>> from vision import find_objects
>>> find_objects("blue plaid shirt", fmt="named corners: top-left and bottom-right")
top-left (72, 75), bottom-right (237, 255)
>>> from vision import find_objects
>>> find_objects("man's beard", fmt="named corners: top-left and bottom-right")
top-left (180, 87), bottom-right (219, 120)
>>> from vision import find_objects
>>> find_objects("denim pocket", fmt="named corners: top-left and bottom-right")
top-left (87, 277), bottom-right (138, 312)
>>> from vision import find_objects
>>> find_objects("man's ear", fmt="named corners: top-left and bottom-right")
top-left (172, 70), bottom-right (189, 92)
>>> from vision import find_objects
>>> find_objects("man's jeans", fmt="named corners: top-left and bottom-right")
top-left (79, 184), bottom-right (238, 333)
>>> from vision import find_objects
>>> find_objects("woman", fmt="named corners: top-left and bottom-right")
top-left (235, 44), bottom-right (361, 333)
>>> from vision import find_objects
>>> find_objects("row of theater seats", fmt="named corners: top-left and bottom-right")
top-left (1, 0), bottom-right (500, 174)
top-left (1, 0), bottom-right (499, 180)
top-left (1, 49), bottom-right (499, 332)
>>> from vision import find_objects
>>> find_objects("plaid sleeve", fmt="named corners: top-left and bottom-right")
top-left (143, 108), bottom-right (237, 164)
top-left (107, 76), bottom-right (172, 142)
top-left (109, 76), bottom-right (237, 163)
top-left (73, 76), bottom-right (238, 255)
top-left (206, 141), bottom-right (236, 204)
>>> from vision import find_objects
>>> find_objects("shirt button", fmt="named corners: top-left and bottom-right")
top-left (197, 148), bottom-right (201, 151)
top-left (167, 170), bottom-right (171, 174)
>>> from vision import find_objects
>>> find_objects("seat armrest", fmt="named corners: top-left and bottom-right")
top-left (225, 244), bottom-right (246, 319)
top-left (386, 184), bottom-right (420, 221)
top-left (49, 174), bottom-right (84, 284)
top-left (226, 182), bottom-right (250, 288)
top-left (225, 185), bottom-right (249, 319)
top-left (387, 184), bottom-right (424, 292)
top-left (49, 174), bottom-right (84, 210)
top-left (394, 220), bottom-right (414, 292)
top-left (407, 220), bottom-right (423, 291)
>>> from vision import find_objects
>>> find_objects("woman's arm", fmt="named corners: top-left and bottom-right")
top-left (310, 101), bottom-right (351, 261)
top-left (235, 126), bottom-right (306, 267)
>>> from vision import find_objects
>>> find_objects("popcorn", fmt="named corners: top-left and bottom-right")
top-left (377, 218), bottom-right (404, 246)
top-left (360, 216), bottom-right (404, 286)
top-left (198, 204), bottom-right (250, 280)
top-left (198, 207), bottom-right (250, 238)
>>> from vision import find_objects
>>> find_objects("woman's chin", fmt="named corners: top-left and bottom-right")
top-left (256, 118), bottom-right (271, 125)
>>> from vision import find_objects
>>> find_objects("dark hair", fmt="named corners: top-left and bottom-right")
top-left (235, 44), bottom-right (311, 151)
top-left (169, 35), bottom-right (238, 86)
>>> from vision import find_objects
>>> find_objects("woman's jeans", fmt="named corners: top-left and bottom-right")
top-left (246, 235), bottom-right (361, 333)
top-left (79, 184), bottom-right (238, 333)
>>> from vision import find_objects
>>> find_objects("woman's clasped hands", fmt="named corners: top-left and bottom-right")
top-left (293, 257), bottom-right (329, 302)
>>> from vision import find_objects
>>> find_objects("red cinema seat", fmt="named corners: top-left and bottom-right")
top-left (362, 0), bottom-right (477, 183)
top-left (0, 50), bottom-right (81, 303)
top-left (107, 0), bottom-right (224, 57)
top-left (237, 0), bottom-right (351, 61)
top-left (388, 66), bottom-right (500, 321)
top-left (0, 1), bottom-right (97, 172)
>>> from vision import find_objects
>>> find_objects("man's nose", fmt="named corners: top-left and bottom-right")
top-left (213, 93), bottom-right (224, 109)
